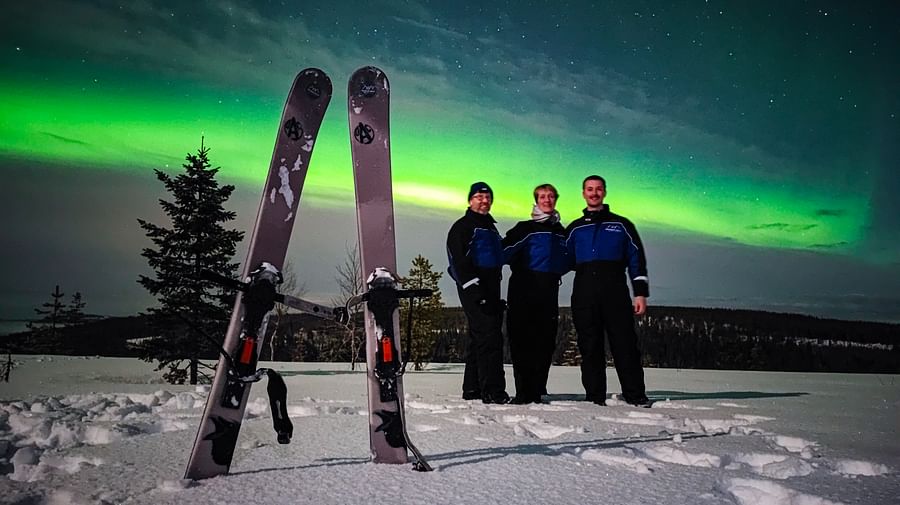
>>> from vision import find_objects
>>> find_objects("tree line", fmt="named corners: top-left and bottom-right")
top-left (6, 295), bottom-right (897, 377)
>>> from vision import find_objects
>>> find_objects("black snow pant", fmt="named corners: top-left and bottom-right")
top-left (458, 281), bottom-right (506, 398)
top-left (506, 273), bottom-right (559, 401)
top-left (571, 285), bottom-right (645, 403)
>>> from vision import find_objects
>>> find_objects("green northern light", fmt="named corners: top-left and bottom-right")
top-left (0, 0), bottom-right (891, 259)
top-left (1, 70), bottom-right (863, 253)
top-left (1, 0), bottom-right (898, 324)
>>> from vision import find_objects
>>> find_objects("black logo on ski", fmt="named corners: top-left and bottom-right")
top-left (283, 117), bottom-right (304, 141)
top-left (204, 416), bottom-right (241, 466)
top-left (374, 410), bottom-right (407, 448)
top-left (306, 83), bottom-right (321, 99)
top-left (354, 122), bottom-right (374, 144)
top-left (360, 83), bottom-right (377, 97)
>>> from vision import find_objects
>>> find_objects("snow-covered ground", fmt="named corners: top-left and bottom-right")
top-left (1, 356), bottom-right (897, 505)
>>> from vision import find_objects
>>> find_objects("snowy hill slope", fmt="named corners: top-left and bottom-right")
top-left (1, 356), bottom-right (897, 504)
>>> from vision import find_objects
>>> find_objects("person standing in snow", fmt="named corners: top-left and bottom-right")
top-left (565, 175), bottom-right (651, 407)
top-left (446, 182), bottom-right (510, 404)
top-left (502, 183), bottom-right (569, 404)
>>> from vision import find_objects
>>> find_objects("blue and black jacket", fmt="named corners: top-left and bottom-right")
top-left (502, 219), bottom-right (569, 304)
top-left (565, 205), bottom-right (649, 299)
top-left (447, 209), bottom-right (504, 291)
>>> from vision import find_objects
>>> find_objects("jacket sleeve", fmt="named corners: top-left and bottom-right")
top-left (447, 220), bottom-right (480, 289)
top-left (501, 222), bottom-right (529, 266)
top-left (622, 218), bottom-right (649, 297)
top-left (563, 221), bottom-right (578, 272)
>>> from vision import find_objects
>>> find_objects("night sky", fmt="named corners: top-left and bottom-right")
top-left (2, 0), bottom-right (898, 326)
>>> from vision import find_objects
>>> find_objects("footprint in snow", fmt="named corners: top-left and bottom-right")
top-left (730, 452), bottom-right (815, 479)
top-left (717, 477), bottom-right (845, 505)
top-left (513, 421), bottom-right (581, 440)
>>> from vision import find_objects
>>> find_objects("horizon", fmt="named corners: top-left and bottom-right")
top-left (1, 1), bottom-right (898, 324)
top-left (4, 301), bottom-right (898, 334)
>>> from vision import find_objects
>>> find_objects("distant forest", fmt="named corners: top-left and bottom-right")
top-left (3, 306), bottom-right (897, 374)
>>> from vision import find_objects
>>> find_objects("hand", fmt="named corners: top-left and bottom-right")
top-left (633, 296), bottom-right (647, 316)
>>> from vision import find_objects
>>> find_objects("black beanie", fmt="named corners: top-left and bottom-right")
top-left (468, 181), bottom-right (493, 200)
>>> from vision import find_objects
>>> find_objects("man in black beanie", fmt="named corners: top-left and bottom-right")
top-left (446, 182), bottom-right (509, 404)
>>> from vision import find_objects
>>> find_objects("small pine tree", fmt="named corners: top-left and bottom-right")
top-left (1, 347), bottom-right (15, 382)
top-left (137, 140), bottom-right (244, 384)
top-left (64, 292), bottom-right (87, 326)
top-left (399, 255), bottom-right (444, 371)
top-left (26, 285), bottom-right (66, 352)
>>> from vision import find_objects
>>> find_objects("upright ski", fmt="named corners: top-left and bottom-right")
top-left (185, 68), bottom-right (332, 480)
top-left (347, 66), bottom-right (431, 471)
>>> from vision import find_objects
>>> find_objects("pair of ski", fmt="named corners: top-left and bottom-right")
top-left (184, 67), bottom-right (432, 480)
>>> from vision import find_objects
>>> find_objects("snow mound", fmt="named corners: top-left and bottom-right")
top-left (9, 452), bottom-right (104, 482)
top-left (513, 421), bottom-right (575, 440)
top-left (1, 391), bottom-right (194, 481)
top-left (767, 435), bottom-right (818, 458)
top-left (640, 444), bottom-right (723, 468)
top-left (457, 413), bottom-right (495, 425)
top-left (718, 477), bottom-right (846, 505)
top-left (581, 447), bottom-right (655, 474)
top-left (286, 400), bottom-right (364, 417)
top-left (731, 452), bottom-right (815, 479)
top-left (831, 458), bottom-right (891, 477)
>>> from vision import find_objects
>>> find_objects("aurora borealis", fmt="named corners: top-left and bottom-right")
top-left (1, 1), bottom-right (898, 324)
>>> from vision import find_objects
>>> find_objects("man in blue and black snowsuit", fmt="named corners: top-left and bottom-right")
top-left (502, 183), bottom-right (569, 404)
top-left (565, 175), bottom-right (651, 407)
top-left (446, 182), bottom-right (510, 404)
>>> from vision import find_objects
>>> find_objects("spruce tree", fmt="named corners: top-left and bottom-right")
top-left (399, 255), bottom-right (444, 371)
top-left (64, 292), bottom-right (87, 326)
top-left (1, 348), bottom-right (14, 382)
top-left (137, 140), bottom-right (243, 384)
top-left (26, 285), bottom-right (66, 353)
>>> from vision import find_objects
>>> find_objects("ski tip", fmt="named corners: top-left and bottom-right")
top-left (300, 67), bottom-right (328, 78)
top-left (348, 66), bottom-right (389, 98)
top-left (295, 68), bottom-right (333, 98)
top-left (349, 66), bottom-right (388, 84)
top-left (351, 65), bottom-right (384, 76)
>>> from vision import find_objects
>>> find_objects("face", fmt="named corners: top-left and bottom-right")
top-left (582, 179), bottom-right (606, 210)
top-left (535, 189), bottom-right (557, 214)
top-left (469, 192), bottom-right (492, 214)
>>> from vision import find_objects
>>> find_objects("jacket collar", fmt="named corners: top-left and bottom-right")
top-left (582, 204), bottom-right (610, 219)
top-left (466, 208), bottom-right (496, 224)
